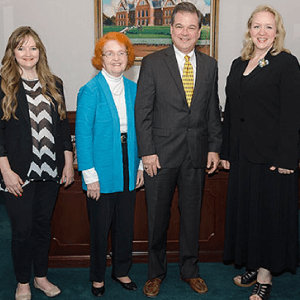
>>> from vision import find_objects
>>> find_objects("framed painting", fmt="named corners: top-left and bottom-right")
top-left (94, 0), bottom-right (219, 60)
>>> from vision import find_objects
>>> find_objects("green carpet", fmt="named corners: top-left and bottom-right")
top-left (1, 196), bottom-right (299, 299)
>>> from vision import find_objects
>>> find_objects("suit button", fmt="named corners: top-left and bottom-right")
top-left (240, 118), bottom-right (245, 122)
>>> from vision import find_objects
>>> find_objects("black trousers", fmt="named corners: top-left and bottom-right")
top-left (87, 142), bottom-right (136, 283)
top-left (144, 153), bottom-right (205, 280)
top-left (4, 181), bottom-right (59, 283)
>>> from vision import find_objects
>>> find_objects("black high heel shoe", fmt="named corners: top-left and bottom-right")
top-left (92, 283), bottom-right (105, 297)
top-left (111, 274), bottom-right (137, 291)
top-left (233, 269), bottom-right (258, 287)
top-left (251, 282), bottom-right (272, 300)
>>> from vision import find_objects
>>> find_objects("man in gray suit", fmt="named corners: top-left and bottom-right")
top-left (134, 2), bottom-right (222, 297)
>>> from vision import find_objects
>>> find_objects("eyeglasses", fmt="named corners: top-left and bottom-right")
top-left (102, 51), bottom-right (128, 58)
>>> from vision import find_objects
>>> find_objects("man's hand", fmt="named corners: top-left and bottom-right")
top-left (206, 152), bottom-right (220, 174)
top-left (142, 154), bottom-right (161, 177)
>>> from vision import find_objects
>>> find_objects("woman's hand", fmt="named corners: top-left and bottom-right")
top-left (61, 164), bottom-right (74, 187)
top-left (135, 170), bottom-right (144, 189)
top-left (270, 166), bottom-right (294, 174)
top-left (87, 181), bottom-right (100, 201)
top-left (0, 156), bottom-right (23, 196)
top-left (2, 169), bottom-right (24, 197)
top-left (61, 150), bottom-right (74, 187)
top-left (220, 160), bottom-right (230, 170)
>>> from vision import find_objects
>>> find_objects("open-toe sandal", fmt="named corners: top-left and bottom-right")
top-left (233, 270), bottom-right (258, 287)
top-left (251, 282), bottom-right (272, 300)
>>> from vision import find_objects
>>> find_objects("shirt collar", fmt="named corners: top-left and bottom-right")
top-left (173, 45), bottom-right (195, 62)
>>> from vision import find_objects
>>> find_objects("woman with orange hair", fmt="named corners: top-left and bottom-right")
top-left (75, 32), bottom-right (143, 297)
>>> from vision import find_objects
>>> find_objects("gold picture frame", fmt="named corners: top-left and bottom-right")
top-left (94, 0), bottom-right (219, 60)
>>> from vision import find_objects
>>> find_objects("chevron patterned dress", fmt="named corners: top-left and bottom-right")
top-left (23, 79), bottom-right (59, 183)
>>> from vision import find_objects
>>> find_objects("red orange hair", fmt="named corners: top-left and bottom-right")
top-left (92, 32), bottom-right (135, 70)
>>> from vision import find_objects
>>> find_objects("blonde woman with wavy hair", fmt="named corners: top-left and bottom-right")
top-left (241, 4), bottom-right (289, 60)
top-left (221, 5), bottom-right (300, 300)
top-left (0, 26), bottom-right (74, 300)
top-left (1, 26), bottom-right (66, 120)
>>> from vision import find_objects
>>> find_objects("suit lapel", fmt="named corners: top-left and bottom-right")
top-left (17, 80), bottom-right (31, 128)
top-left (192, 50), bottom-right (206, 105)
top-left (232, 59), bottom-right (248, 94)
top-left (240, 51), bottom-right (273, 85)
top-left (163, 46), bottom-right (186, 101)
top-left (51, 98), bottom-right (58, 135)
top-left (242, 61), bottom-right (262, 83)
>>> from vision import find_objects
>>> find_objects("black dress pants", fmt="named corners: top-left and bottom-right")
top-left (144, 153), bottom-right (205, 280)
top-left (87, 142), bottom-right (136, 283)
top-left (4, 181), bottom-right (59, 283)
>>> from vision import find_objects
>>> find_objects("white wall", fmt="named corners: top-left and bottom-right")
top-left (1, 0), bottom-right (300, 110)
top-left (218, 0), bottom-right (300, 109)
top-left (0, 0), bottom-right (95, 111)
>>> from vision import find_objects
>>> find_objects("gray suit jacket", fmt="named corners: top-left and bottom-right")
top-left (135, 46), bottom-right (222, 169)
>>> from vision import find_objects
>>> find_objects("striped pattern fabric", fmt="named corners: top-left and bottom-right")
top-left (23, 79), bottom-right (58, 181)
top-left (182, 55), bottom-right (194, 107)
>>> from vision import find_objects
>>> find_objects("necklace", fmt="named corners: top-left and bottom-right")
top-left (21, 77), bottom-right (39, 81)
top-left (20, 70), bottom-right (38, 81)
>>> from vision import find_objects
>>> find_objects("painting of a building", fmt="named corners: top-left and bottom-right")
top-left (115, 0), bottom-right (182, 27)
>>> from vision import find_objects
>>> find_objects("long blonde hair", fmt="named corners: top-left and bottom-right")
top-left (0, 26), bottom-right (66, 120)
top-left (241, 5), bottom-right (290, 60)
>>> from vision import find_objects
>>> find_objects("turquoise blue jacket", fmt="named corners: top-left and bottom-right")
top-left (75, 72), bottom-right (140, 193)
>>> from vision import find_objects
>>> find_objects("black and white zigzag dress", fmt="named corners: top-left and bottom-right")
top-left (24, 79), bottom-right (59, 183)
top-left (0, 79), bottom-right (59, 192)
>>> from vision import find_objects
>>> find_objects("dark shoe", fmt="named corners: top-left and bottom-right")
top-left (91, 283), bottom-right (105, 297)
top-left (111, 274), bottom-right (137, 291)
top-left (143, 278), bottom-right (162, 298)
top-left (233, 270), bottom-right (258, 287)
top-left (181, 277), bottom-right (208, 294)
top-left (251, 282), bottom-right (272, 300)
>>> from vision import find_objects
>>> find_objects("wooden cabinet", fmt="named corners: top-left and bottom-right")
top-left (49, 172), bottom-right (91, 267)
top-left (48, 169), bottom-right (229, 268)
top-left (48, 112), bottom-right (300, 268)
top-left (131, 170), bottom-right (229, 263)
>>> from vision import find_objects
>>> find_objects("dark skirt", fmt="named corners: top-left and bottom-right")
top-left (223, 154), bottom-right (299, 274)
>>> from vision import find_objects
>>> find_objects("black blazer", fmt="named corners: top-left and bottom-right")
top-left (0, 77), bottom-right (72, 182)
top-left (135, 46), bottom-right (222, 169)
top-left (221, 51), bottom-right (300, 170)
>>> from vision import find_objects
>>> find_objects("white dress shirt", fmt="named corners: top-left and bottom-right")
top-left (173, 45), bottom-right (196, 85)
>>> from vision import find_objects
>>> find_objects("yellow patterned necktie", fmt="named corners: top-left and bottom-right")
top-left (182, 55), bottom-right (194, 107)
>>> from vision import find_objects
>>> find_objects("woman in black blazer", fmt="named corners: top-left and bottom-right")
top-left (220, 5), bottom-right (300, 300)
top-left (0, 27), bottom-right (74, 300)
